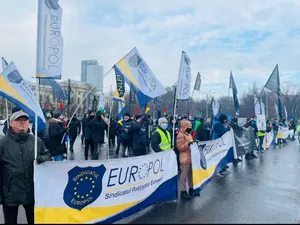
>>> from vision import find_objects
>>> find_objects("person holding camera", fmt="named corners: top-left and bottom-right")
top-left (177, 119), bottom-right (200, 200)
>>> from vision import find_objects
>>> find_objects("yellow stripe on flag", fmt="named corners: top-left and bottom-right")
top-left (116, 59), bottom-right (138, 87)
top-left (0, 75), bottom-right (27, 105)
top-left (35, 200), bottom-right (139, 224)
top-left (145, 107), bottom-right (150, 113)
top-left (192, 165), bottom-right (216, 187)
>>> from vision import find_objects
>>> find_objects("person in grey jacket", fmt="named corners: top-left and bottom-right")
top-left (0, 110), bottom-right (52, 224)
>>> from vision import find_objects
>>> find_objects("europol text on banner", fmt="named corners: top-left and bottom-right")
top-left (114, 47), bottom-right (167, 107)
top-left (0, 62), bottom-right (46, 131)
top-left (36, 0), bottom-right (63, 79)
top-left (277, 126), bottom-right (289, 139)
top-left (34, 150), bottom-right (178, 224)
top-left (176, 51), bottom-right (192, 100)
top-left (191, 131), bottom-right (234, 193)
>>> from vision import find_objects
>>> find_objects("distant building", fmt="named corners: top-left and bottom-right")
top-left (86, 65), bottom-right (104, 92)
top-left (81, 60), bottom-right (98, 83)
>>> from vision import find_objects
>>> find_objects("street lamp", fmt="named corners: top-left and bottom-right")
top-left (205, 91), bottom-right (215, 118)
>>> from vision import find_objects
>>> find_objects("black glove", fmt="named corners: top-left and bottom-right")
top-left (64, 127), bottom-right (69, 134)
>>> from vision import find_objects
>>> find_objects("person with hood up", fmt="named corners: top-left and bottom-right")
top-left (151, 117), bottom-right (172, 153)
top-left (49, 112), bottom-right (68, 161)
top-left (131, 115), bottom-right (148, 156)
top-left (212, 114), bottom-right (230, 175)
top-left (0, 110), bottom-right (52, 224)
top-left (84, 110), bottom-right (95, 160)
top-left (176, 119), bottom-right (199, 200)
top-left (119, 113), bottom-right (134, 158)
top-left (67, 114), bottom-right (81, 153)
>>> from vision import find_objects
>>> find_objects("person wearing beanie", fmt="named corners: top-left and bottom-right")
top-left (84, 110), bottom-right (95, 160)
top-left (48, 112), bottom-right (68, 161)
top-left (212, 114), bottom-right (230, 176)
top-left (119, 113), bottom-right (134, 158)
top-left (177, 119), bottom-right (199, 200)
top-left (151, 117), bottom-right (172, 153)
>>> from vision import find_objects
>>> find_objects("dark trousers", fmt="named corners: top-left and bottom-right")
top-left (115, 135), bottom-right (121, 156)
top-left (92, 141), bottom-right (102, 160)
top-left (70, 136), bottom-right (77, 151)
top-left (259, 136), bottom-right (264, 151)
top-left (132, 148), bottom-right (147, 156)
top-left (3, 202), bottom-right (34, 224)
top-left (109, 134), bottom-right (116, 146)
top-left (85, 139), bottom-right (94, 160)
top-left (81, 133), bottom-right (85, 144)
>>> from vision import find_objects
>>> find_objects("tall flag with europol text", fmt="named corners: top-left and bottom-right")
top-left (275, 103), bottom-right (279, 119)
top-left (264, 65), bottom-right (282, 120)
top-left (260, 100), bottom-right (265, 115)
top-left (67, 79), bottom-right (71, 105)
top-left (176, 51), bottom-right (192, 100)
top-left (0, 62), bottom-right (46, 131)
top-left (193, 72), bottom-right (201, 91)
top-left (98, 92), bottom-right (105, 110)
top-left (114, 66), bottom-right (125, 98)
top-left (114, 47), bottom-right (167, 107)
top-left (36, 0), bottom-right (63, 79)
top-left (229, 71), bottom-right (240, 115)
top-left (39, 78), bottom-right (66, 99)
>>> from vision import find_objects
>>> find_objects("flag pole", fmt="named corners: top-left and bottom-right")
top-left (188, 89), bottom-right (194, 117)
top-left (107, 85), bottom-right (113, 160)
top-left (172, 87), bottom-right (177, 147)
top-left (60, 67), bottom-right (113, 143)
top-left (1, 60), bottom-right (9, 130)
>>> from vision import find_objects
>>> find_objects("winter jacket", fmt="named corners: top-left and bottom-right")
top-left (81, 117), bottom-right (87, 135)
top-left (68, 117), bottom-right (81, 139)
top-left (272, 122), bottom-right (279, 132)
top-left (212, 121), bottom-right (229, 140)
top-left (151, 126), bottom-right (172, 152)
top-left (48, 118), bottom-right (67, 156)
top-left (120, 119), bottom-right (134, 145)
top-left (109, 119), bottom-right (117, 136)
top-left (131, 120), bottom-right (147, 154)
top-left (0, 129), bottom-right (52, 206)
top-left (84, 116), bottom-right (95, 141)
top-left (91, 114), bottom-right (108, 143)
top-left (176, 119), bottom-right (193, 165)
top-left (196, 123), bottom-right (210, 141)
top-left (230, 121), bottom-right (243, 137)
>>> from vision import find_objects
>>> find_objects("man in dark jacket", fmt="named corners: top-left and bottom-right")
top-left (119, 113), bottom-right (134, 158)
top-left (49, 113), bottom-right (68, 161)
top-left (84, 110), bottom-right (95, 160)
top-left (67, 114), bottom-right (81, 153)
top-left (2, 106), bottom-right (22, 135)
top-left (91, 111), bottom-right (108, 160)
top-left (109, 117), bottom-right (117, 147)
top-left (0, 110), bottom-right (52, 224)
top-left (196, 118), bottom-right (210, 141)
top-left (132, 115), bottom-right (148, 156)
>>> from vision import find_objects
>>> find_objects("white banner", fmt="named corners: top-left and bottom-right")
top-left (191, 131), bottom-right (234, 192)
top-left (263, 132), bottom-right (274, 149)
top-left (256, 114), bottom-right (266, 131)
top-left (34, 151), bottom-right (178, 224)
top-left (277, 126), bottom-right (289, 139)
top-left (98, 92), bottom-right (105, 109)
top-left (36, 0), bottom-right (63, 79)
top-left (176, 51), bottom-right (192, 100)
top-left (254, 96), bottom-right (261, 115)
top-left (212, 100), bottom-right (220, 116)
top-left (275, 103), bottom-right (278, 118)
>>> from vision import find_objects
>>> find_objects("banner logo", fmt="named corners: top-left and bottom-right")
top-left (7, 70), bottom-right (23, 84)
top-left (128, 54), bottom-right (141, 68)
top-left (63, 165), bottom-right (106, 211)
top-left (198, 144), bottom-right (207, 170)
top-left (44, 0), bottom-right (60, 10)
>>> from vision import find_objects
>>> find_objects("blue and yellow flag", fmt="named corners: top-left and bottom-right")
top-left (0, 62), bottom-right (46, 131)
top-left (113, 47), bottom-right (167, 107)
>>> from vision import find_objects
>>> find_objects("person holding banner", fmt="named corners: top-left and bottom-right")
top-left (177, 119), bottom-right (200, 199)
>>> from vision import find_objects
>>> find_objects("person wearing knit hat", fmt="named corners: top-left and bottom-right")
top-left (118, 112), bottom-right (134, 158)
top-left (151, 117), bottom-right (172, 153)
top-left (132, 114), bottom-right (147, 156)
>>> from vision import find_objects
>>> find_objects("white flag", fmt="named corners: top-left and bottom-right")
top-left (275, 103), bottom-right (278, 118)
top-left (260, 100), bottom-right (265, 115)
top-left (284, 105), bottom-right (288, 119)
top-left (176, 51), bottom-right (192, 100)
top-left (98, 92), bottom-right (105, 109)
top-left (36, 0), bottom-right (63, 79)
top-left (254, 96), bottom-right (261, 115)
top-left (212, 100), bottom-right (220, 116)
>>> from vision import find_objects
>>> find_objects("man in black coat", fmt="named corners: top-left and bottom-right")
top-left (67, 114), bottom-right (81, 153)
top-left (119, 113), bottom-right (134, 158)
top-left (0, 110), bottom-right (52, 224)
top-left (131, 115), bottom-right (147, 156)
top-left (81, 113), bottom-right (87, 145)
top-left (91, 111), bottom-right (108, 160)
top-left (109, 117), bottom-right (117, 147)
top-left (196, 118), bottom-right (210, 142)
top-left (84, 110), bottom-right (95, 160)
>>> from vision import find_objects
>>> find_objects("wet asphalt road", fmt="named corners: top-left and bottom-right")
top-left (1, 125), bottom-right (300, 224)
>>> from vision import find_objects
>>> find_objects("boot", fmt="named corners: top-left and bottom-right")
top-left (189, 188), bottom-right (200, 197)
top-left (181, 191), bottom-right (191, 200)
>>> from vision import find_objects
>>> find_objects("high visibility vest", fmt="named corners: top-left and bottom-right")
top-left (296, 125), bottom-right (300, 132)
top-left (257, 131), bottom-right (265, 137)
top-left (154, 128), bottom-right (171, 151)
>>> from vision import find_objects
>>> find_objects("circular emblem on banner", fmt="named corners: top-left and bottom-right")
top-left (44, 0), bottom-right (60, 10)
top-left (128, 54), bottom-right (141, 68)
top-left (7, 70), bottom-right (23, 84)
top-left (199, 144), bottom-right (207, 170)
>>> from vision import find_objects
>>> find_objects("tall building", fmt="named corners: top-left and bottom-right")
top-left (86, 65), bottom-right (104, 92)
top-left (81, 60), bottom-right (104, 92)
top-left (81, 60), bottom-right (98, 82)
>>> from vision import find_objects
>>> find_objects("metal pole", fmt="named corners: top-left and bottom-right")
top-left (5, 99), bottom-right (9, 130)
top-left (266, 91), bottom-right (268, 119)
top-left (34, 78), bottom-right (39, 160)
top-left (172, 87), bottom-right (177, 147)
top-left (107, 85), bottom-right (113, 160)
top-left (188, 89), bottom-right (194, 117)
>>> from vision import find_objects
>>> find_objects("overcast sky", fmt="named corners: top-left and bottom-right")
top-left (1, 0), bottom-right (300, 99)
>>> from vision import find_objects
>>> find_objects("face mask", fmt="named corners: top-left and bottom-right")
top-left (161, 124), bottom-right (168, 130)
top-left (186, 128), bottom-right (192, 133)
top-left (90, 115), bottom-right (95, 119)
